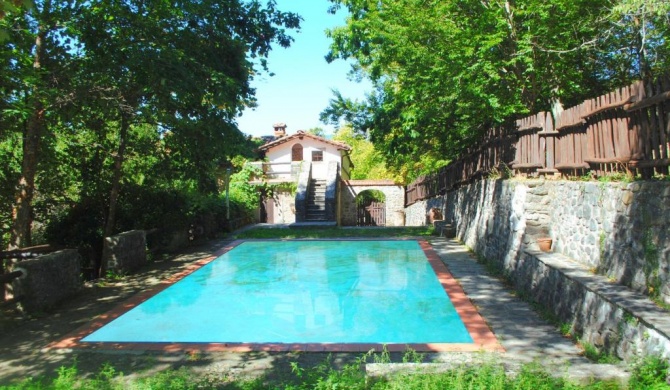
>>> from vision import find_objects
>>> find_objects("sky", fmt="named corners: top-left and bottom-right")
top-left (235, 1), bottom-right (372, 138)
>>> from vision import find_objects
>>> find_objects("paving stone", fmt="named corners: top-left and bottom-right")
top-left (424, 238), bottom-right (630, 384)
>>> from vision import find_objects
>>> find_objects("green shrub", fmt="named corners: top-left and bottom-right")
top-left (629, 355), bottom-right (670, 389)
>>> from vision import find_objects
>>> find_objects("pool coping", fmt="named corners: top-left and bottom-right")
top-left (49, 238), bottom-right (503, 353)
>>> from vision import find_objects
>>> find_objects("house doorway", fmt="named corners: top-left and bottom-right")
top-left (356, 190), bottom-right (386, 226)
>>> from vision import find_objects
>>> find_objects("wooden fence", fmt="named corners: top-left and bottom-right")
top-left (406, 77), bottom-right (670, 206)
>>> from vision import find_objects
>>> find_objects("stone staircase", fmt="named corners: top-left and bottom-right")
top-left (305, 179), bottom-right (327, 222)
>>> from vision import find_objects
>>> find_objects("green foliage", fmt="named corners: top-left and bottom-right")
top-left (0, 0), bottom-right (300, 249)
top-left (580, 341), bottom-right (621, 364)
top-left (306, 127), bottom-right (326, 137)
top-left (332, 125), bottom-right (402, 181)
top-left (228, 163), bottom-right (264, 217)
top-left (629, 355), bottom-right (670, 389)
top-left (355, 189), bottom-right (385, 206)
top-left (8, 354), bottom-right (670, 389)
top-left (323, 0), bottom-right (669, 179)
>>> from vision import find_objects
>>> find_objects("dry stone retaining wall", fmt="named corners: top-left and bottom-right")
top-left (406, 179), bottom-right (670, 303)
top-left (404, 178), bottom-right (670, 362)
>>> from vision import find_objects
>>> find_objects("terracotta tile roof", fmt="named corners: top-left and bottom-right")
top-left (258, 130), bottom-right (351, 151)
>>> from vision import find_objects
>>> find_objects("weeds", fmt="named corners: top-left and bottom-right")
top-left (629, 355), bottom-right (670, 389)
top-left (4, 352), bottom-right (670, 390)
top-left (104, 269), bottom-right (125, 281)
top-left (580, 341), bottom-right (620, 364)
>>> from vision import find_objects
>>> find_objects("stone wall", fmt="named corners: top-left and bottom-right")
top-left (407, 179), bottom-right (670, 304)
top-left (270, 190), bottom-right (296, 224)
top-left (11, 249), bottom-right (81, 313)
top-left (325, 161), bottom-right (339, 221)
top-left (405, 178), bottom-right (670, 361)
top-left (102, 230), bottom-right (147, 274)
top-left (511, 249), bottom-right (670, 362)
top-left (404, 197), bottom-right (449, 226)
top-left (551, 181), bottom-right (670, 301)
top-left (340, 180), bottom-right (406, 226)
top-left (294, 161), bottom-right (311, 222)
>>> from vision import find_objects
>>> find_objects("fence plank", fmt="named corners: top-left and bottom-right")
top-left (404, 78), bottom-right (670, 206)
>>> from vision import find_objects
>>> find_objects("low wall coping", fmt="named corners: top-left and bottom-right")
top-left (523, 248), bottom-right (670, 342)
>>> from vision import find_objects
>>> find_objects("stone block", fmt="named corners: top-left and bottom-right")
top-left (103, 230), bottom-right (147, 274)
top-left (11, 249), bottom-right (81, 313)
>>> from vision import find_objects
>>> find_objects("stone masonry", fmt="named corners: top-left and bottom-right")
top-left (404, 178), bottom-right (670, 362)
top-left (340, 180), bottom-right (405, 226)
top-left (11, 249), bottom-right (81, 314)
top-left (102, 230), bottom-right (147, 274)
top-left (406, 179), bottom-right (670, 304)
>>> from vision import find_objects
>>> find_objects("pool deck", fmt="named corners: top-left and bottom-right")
top-left (0, 235), bottom-right (628, 384)
top-left (49, 239), bottom-right (502, 354)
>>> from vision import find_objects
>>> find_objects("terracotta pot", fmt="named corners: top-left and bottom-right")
top-left (426, 208), bottom-right (443, 224)
top-left (537, 238), bottom-right (553, 252)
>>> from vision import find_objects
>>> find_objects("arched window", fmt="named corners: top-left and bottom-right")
top-left (291, 144), bottom-right (303, 161)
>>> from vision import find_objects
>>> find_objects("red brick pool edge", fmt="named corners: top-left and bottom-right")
top-left (49, 239), bottom-right (503, 353)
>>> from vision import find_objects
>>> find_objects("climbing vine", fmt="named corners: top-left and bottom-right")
top-left (228, 163), bottom-right (298, 216)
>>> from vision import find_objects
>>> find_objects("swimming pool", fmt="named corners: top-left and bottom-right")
top-left (60, 239), bottom-right (501, 352)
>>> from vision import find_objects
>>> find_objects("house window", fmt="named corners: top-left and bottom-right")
top-left (291, 144), bottom-right (303, 161)
top-left (312, 150), bottom-right (323, 162)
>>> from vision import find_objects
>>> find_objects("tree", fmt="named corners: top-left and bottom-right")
top-left (602, 0), bottom-right (670, 81)
top-left (306, 127), bottom-right (326, 137)
top-left (332, 125), bottom-right (402, 181)
top-left (1, 0), bottom-right (300, 250)
top-left (2, 0), bottom-right (79, 249)
top-left (324, 0), bottom-right (654, 179)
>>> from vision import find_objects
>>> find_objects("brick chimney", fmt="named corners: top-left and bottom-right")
top-left (273, 122), bottom-right (287, 138)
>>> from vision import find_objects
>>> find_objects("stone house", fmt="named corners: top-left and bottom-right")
top-left (248, 123), bottom-right (405, 226)
top-left (248, 124), bottom-right (352, 224)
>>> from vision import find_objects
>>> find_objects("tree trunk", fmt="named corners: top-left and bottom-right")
top-left (8, 20), bottom-right (48, 250)
top-left (634, 15), bottom-right (652, 81)
top-left (99, 112), bottom-right (129, 275)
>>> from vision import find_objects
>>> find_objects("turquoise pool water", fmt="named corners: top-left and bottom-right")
top-left (82, 240), bottom-right (473, 344)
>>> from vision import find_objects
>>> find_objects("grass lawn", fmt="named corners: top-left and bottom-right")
top-left (233, 226), bottom-right (435, 239)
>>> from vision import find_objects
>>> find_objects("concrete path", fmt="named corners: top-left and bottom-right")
top-left (402, 238), bottom-right (629, 384)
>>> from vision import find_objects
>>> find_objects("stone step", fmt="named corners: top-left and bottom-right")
top-left (305, 217), bottom-right (327, 222)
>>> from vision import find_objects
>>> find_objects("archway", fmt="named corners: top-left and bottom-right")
top-left (355, 190), bottom-right (386, 226)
